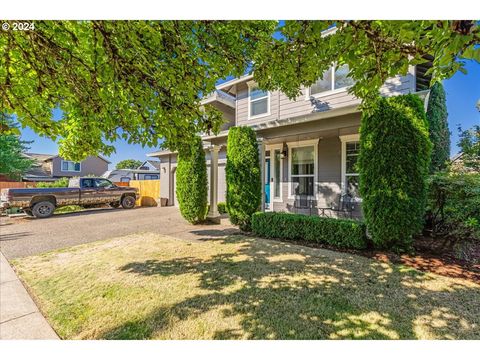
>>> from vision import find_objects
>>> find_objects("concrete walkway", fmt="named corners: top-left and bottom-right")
top-left (0, 252), bottom-right (59, 339)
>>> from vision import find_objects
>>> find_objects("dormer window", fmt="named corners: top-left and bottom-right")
top-left (309, 64), bottom-right (354, 97)
top-left (248, 82), bottom-right (270, 119)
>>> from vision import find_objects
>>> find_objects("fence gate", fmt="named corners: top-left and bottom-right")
top-left (129, 180), bottom-right (160, 207)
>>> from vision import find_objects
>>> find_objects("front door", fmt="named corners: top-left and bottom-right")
top-left (264, 157), bottom-right (271, 210)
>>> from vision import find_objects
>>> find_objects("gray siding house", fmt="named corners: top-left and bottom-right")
top-left (149, 62), bottom-right (430, 219)
top-left (23, 153), bottom-right (110, 182)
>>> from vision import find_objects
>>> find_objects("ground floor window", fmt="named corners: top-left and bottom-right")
top-left (144, 174), bottom-right (159, 180)
top-left (289, 144), bottom-right (316, 197)
top-left (340, 134), bottom-right (361, 198)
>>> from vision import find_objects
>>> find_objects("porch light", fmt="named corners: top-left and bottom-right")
top-left (281, 142), bottom-right (288, 159)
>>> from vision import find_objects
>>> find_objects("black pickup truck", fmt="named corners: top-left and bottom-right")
top-left (0, 177), bottom-right (139, 218)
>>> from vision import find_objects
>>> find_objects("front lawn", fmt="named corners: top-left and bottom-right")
top-left (12, 233), bottom-right (480, 339)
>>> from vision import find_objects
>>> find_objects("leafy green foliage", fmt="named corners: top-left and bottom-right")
top-left (217, 202), bottom-right (227, 214)
top-left (359, 95), bottom-right (432, 251)
top-left (426, 82), bottom-right (450, 172)
top-left (427, 171), bottom-right (480, 241)
top-left (251, 212), bottom-right (368, 249)
top-left (2, 21), bottom-right (478, 161)
top-left (116, 159), bottom-right (143, 170)
top-left (1, 20), bottom-right (277, 160)
top-left (226, 127), bottom-right (261, 231)
top-left (0, 114), bottom-right (34, 180)
top-left (36, 177), bottom-right (69, 188)
top-left (252, 21), bottom-right (480, 109)
top-left (457, 125), bottom-right (480, 172)
top-left (176, 136), bottom-right (208, 224)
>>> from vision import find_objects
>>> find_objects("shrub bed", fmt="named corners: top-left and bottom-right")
top-left (251, 212), bottom-right (368, 249)
top-left (226, 126), bottom-right (261, 231)
top-left (217, 202), bottom-right (227, 214)
top-left (176, 135), bottom-right (208, 224)
top-left (359, 94), bottom-right (431, 251)
top-left (427, 171), bottom-right (480, 241)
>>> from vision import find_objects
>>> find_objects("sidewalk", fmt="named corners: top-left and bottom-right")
top-left (0, 252), bottom-right (59, 339)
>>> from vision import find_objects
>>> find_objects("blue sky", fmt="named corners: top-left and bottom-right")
top-left (20, 61), bottom-right (480, 169)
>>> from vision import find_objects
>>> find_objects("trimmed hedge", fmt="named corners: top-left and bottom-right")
top-left (426, 82), bottom-right (450, 172)
top-left (217, 202), bottom-right (227, 214)
top-left (359, 94), bottom-right (431, 251)
top-left (176, 136), bottom-right (208, 224)
top-left (226, 126), bottom-right (261, 231)
top-left (251, 212), bottom-right (368, 249)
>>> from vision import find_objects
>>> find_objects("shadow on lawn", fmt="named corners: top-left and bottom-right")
top-left (107, 235), bottom-right (479, 340)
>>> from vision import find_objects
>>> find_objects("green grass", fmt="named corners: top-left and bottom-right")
top-left (54, 205), bottom-right (84, 214)
top-left (12, 233), bottom-right (480, 340)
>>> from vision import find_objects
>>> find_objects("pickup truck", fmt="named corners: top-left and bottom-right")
top-left (0, 177), bottom-right (140, 218)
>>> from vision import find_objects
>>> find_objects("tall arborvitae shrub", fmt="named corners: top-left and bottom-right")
top-left (176, 136), bottom-right (208, 224)
top-left (359, 95), bottom-right (432, 251)
top-left (426, 82), bottom-right (450, 172)
top-left (226, 126), bottom-right (261, 231)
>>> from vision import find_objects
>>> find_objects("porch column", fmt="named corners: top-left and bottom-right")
top-left (207, 145), bottom-right (221, 223)
top-left (258, 138), bottom-right (265, 211)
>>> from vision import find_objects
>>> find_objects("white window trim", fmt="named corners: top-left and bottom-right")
top-left (339, 134), bottom-right (360, 198)
top-left (61, 160), bottom-right (81, 173)
top-left (287, 139), bottom-right (319, 200)
top-left (247, 80), bottom-right (270, 120)
top-left (305, 64), bottom-right (354, 101)
top-left (265, 144), bottom-right (283, 203)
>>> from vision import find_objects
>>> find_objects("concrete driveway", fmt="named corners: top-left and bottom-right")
top-left (0, 207), bottom-right (236, 259)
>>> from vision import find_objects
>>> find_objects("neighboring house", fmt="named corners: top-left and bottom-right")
top-left (138, 160), bottom-right (161, 172)
top-left (148, 50), bottom-right (432, 215)
top-left (102, 166), bottom-right (160, 182)
top-left (23, 153), bottom-right (110, 182)
top-left (450, 152), bottom-right (478, 173)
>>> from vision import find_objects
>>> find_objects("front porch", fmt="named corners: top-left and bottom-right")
top-left (257, 120), bottom-right (363, 219)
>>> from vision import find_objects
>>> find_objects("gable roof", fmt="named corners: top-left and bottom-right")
top-left (140, 160), bottom-right (161, 170)
top-left (24, 153), bottom-right (56, 163)
top-left (24, 153), bottom-right (111, 164)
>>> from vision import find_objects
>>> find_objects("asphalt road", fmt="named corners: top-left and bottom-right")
top-left (0, 207), bottom-right (234, 259)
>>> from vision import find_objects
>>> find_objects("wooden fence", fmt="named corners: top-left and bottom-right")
top-left (129, 180), bottom-right (160, 207)
top-left (0, 181), bottom-right (38, 191)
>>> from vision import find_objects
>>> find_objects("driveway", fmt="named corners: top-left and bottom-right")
top-left (0, 207), bottom-right (236, 259)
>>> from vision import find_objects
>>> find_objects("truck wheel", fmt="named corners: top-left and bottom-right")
top-left (32, 201), bottom-right (55, 218)
top-left (121, 195), bottom-right (136, 209)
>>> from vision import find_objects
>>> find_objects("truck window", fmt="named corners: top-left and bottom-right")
top-left (81, 179), bottom-right (95, 188)
top-left (94, 179), bottom-right (114, 188)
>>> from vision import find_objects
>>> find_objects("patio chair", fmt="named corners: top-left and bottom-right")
top-left (318, 194), bottom-right (357, 219)
top-left (293, 194), bottom-right (315, 215)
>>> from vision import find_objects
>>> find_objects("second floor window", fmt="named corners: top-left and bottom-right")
top-left (310, 64), bottom-right (354, 96)
top-left (249, 86), bottom-right (269, 118)
top-left (61, 160), bottom-right (80, 172)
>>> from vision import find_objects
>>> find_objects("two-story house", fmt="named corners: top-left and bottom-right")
top-left (23, 153), bottom-right (110, 182)
top-left (148, 60), bottom-right (432, 218)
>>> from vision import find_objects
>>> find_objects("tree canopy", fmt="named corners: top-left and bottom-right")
top-left (2, 20), bottom-right (479, 160)
top-left (116, 159), bottom-right (143, 170)
top-left (1, 20), bottom-right (276, 160)
top-left (457, 125), bottom-right (480, 172)
top-left (0, 114), bottom-right (34, 180)
top-left (252, 21), bottom-right (480, 106)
